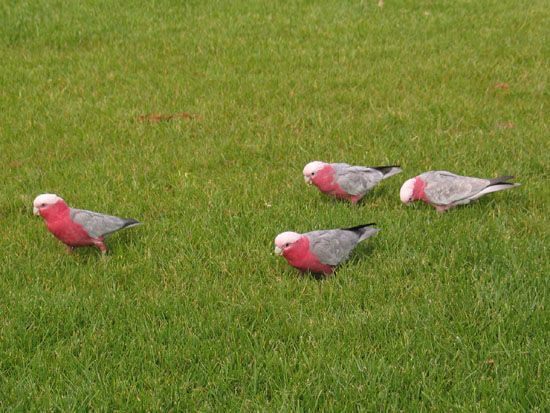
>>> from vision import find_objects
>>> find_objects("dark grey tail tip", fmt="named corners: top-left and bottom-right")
top-left (373, 165), bottom-right (401, 171)
top-left (490, 175), bottom-right (516, 185)
top-left (343, 223), bottom-right (376, 231)
top-left (373, 165), bottom-right (402, 178)
top-left (124, 219), bottom-right (142, 228)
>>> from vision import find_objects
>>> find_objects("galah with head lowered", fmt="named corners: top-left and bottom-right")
top-left (399, 171), bottom-right (520, 212)
top-left (274, 223), bottom-right (380, 274)
top-left (303, 161), bottom-right (402, 204)
top-left (33, 193), bottom-right (141, 254)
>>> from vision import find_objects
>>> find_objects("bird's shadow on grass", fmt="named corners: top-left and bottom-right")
top-left (302, 271), bottom-right (330, 281)
top-left (63, 247), bottom-right (105, 264)
top-left (350, 242), bottom-right (377, 262)
top-left (310, 185), bottom-right (398, 208)
top-left (62, 232), bottom-right (141, 263)
top-left (393, 194), bottom-right (524, 222)
top-left (433, 196), bottom-right (517, 214)
top-left (473, 195), bottom-right (524, 212)
top-left (365, 185), bottom-right (393, 201)
top-left (311, 193), bottom-right (350, 206)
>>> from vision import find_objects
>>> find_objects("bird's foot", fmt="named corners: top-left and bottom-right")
top-left (94, 241), bottom-right (108, 255)
top-left (435, 205), bottom-right (450, 213)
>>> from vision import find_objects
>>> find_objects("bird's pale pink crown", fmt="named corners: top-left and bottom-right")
top-left (33, 193), bottom-right (64, 215)
top-left (303, 161), bottom-right (327, 184)
top-left (274, 231), bottom-right (302, 255)
top-left (399, 178), bottom-right (416, 204)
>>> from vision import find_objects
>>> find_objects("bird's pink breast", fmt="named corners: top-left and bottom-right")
top-left (47, 219), bottom-right (96, 246)
top-left (283, 237), bottom-right (333, 274)
top-left (413, 177), bottom-right (428, 202)
top-left (41, 202), bottom-right (96, 247)
top-left (312, 166), bottom-right (352, 201)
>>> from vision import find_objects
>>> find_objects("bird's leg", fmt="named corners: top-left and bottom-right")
top-left (435, 205), bottom-right (451, 213)
top-left (94, 240), bottom-right (108, 255)
top-left (65, 245), bottom-right (75, 254)
top-left (99, 244), bottom-right (108, 255)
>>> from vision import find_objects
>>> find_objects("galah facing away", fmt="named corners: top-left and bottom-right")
top-left (274, 223), bottom-right (380, 275)
top-left (33, 193), bottom-right (141, 254)
top-left (303, 161), bottom-right (402, 204)
top-left (399, 171), bottom-right (520, 212)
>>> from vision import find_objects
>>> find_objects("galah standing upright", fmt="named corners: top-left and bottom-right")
top-left (399, 171), bottom-right (521, 212)
top-left (33, 193), bottom-right (141, 254)
top-left (303, 161), bottom-right (402, 204)
top-left (274, 223), bottom-right (380, 275)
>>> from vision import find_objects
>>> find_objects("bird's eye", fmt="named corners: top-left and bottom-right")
top-left (284, 243), bottom-right (289, 247)
top-left (41, 203), bottom-right (46, 207)
top-left (311, 172), bottom-right (315, 176)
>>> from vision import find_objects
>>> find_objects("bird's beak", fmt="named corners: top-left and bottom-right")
top-left (274, 246), bottom-right (283, 255)
top-left (33, 207), bottom-right (40, 216)
top-left (304, 175), bottom-right (312, 185)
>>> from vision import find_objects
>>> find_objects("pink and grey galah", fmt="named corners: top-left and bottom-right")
top-left (274, 223), bottom-right (380, 275)
top-left (303, 161), bottom-right (402, 204)
top-left (33, 193), bottom-right (141, 254)
top-left (399, 171), bottom-right (521, 212)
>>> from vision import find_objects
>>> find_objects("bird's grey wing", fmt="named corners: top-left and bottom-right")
top-left (306, 230), bottom-right (360, 266)
top-left (333, 165), bottom-right (383, 195)
top-left (423, 171), bottom-right (489, 205)
top-left (70, 208), bottom-right (133, 238)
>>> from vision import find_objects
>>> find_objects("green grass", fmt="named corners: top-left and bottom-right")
top-left (1, 0), bottom-right (548, 410)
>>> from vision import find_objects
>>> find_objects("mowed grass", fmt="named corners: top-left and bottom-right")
top-left (0, 0), bottom-right (548, 410)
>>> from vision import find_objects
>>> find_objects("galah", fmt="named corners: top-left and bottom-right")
top-left (399, 171), bottom-right (520, 212)
top-left (303, 161), bottom-right (402, 204)
top-left (274, 223), bottom-right (380, 274)
top-left (33, 193), bottom-right (141, 254)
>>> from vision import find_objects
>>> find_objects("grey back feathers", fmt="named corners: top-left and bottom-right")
top-left (332, 163), bottom-right (402, 196)
top-left (421, 171), bottom-right (520, 205)
top-left (306, 223), bottom-right (380, 266)
top-left (70, 208), bottom-right (141, 239)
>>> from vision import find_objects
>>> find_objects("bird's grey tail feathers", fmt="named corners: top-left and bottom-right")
top-left (474, 182), bottom-right (521, 199)
top-left (343, 223), bottom-right (381, 241)
top-left (372, 165), bottom-right (402, 179)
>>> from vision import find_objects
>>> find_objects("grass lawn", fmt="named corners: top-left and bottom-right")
top-left (1, 0), bottom-right (548, 410)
